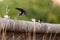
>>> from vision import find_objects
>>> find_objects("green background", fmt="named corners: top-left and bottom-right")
top-left (0, 0), bottom-right (60, 24)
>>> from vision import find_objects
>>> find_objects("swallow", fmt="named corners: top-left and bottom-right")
top-left (16, 8), bottom-right (26, 16)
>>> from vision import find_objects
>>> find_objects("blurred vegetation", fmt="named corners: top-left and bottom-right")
top-left (0, 0), bottom-right (60, 24)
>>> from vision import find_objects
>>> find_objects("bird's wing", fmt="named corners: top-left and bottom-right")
top-left (16, 8), bottom-right (27, 16)
top-left (16, 8), bottom-right (23, 11)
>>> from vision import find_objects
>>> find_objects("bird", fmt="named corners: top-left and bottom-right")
top-left (16, 8), bottom-right (27, 16)
top-left (4, 13), bottom-right (10, 19)
top-left (4, 5), bottom-right (10, 19)
top-left (32, 18), bottom-right (36, 22)
top-left (37, 18), bottom-right (43, 23)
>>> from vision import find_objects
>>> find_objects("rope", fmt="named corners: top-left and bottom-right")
top-left (49, 33), bottom-right (52, 40)
top-left (53, 30), bottom-right (58, 40)
top-left (12, 21), bottom-right (15, 40)
top-left (2, 19), bottom-right (9, 40)
top-left (33, 20), bottom-right (36, 40)
top-left (42, 25), bottom-right (50, 40)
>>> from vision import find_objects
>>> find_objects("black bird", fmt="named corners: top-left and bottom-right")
top-left (40, 18), bottom-right (42, 22)
top-left (16, 8), bottom-right (26, 16)
top-left (38, 18), bottom-right (43, 23)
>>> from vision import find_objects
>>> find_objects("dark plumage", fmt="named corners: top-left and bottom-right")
top-left (16, 8), bottom-right (26, 16)
top-left (40, 19), bottom-right (42, 22)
